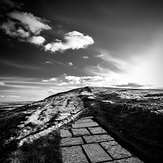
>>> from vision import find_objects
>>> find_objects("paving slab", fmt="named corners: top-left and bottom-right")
top-left (118, 157), bottom-right (143, 163)
top-left (61, 137), bottom-right (84, 146)
top-left (60, 116), bottom-right (144, 163)
top-left (81, 116), bottom-right (94, 119)
top-left (101, 142), bottom-right (132, 159)
top-left (82, 143), bottom-right (112, 163)
top-left (107, 157), bottom-right (143, 163)
top-left (83, 134), bottom-right (114, 143)
top-left (88, 126), bottom-right (107, 134)
top-left (101, 140), bottom-right (118, 147)
top-left (75, 118), bottom-right (94, 124)
top-left (72, 128), bottom-right (90, 136)
top-left (72, 122), bottom-right (99, 128)
top-left (60, 129), bottom-right (72, 138)
top-left (62, 146), bottom-right (89, 163)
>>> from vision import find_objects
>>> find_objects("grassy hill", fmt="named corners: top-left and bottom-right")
top-left (0, 86), bottom-right (163, 162)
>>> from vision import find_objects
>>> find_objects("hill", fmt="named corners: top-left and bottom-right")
top-left (0, 86), bottom-right (163, 162)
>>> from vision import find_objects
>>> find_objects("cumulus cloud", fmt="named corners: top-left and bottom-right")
top-left (44, 31), bottom-right (94, 53)
top-left (8, 11), bottom-right (51, 35)
top-left (44, 61), bottom-right (53, 64)
top-left (64, 76), bottom-right (106, 85)
top-left (0, 94), bottom-right (22, 98)
top-left (42, 78), bottom-right (57, 82)
top-left (83, 56), bottom-right (89, 59)
top-left (96, 54), bottom-right (105, 58)
top-left (27, 36), bottom-right (45, 45)
top-left (67, 62), bottom-right (73, 66)
top-left (9, 95), bottom-right (21, 98)
top-left (114, 83), bottom-right (144, 88)
top-left (65, 76), bottom-right (81, 85)
top-left (42, 75), bottom-right (113, 87)
top-left (17, 28), bottom-right (30, 38)
top-left (0, 82), bottom-right (5, 86)
top-left (42, 75), bottom-right (151, 88)
top-left (0, 10), bottom-right (51, 46)
top-left (1, 20), bottom-right (30, 38)
top-left (1, 8), bottom-right (94, 53)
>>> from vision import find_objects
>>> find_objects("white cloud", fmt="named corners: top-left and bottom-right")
top-left (65, 76), bottom-right (81, 85)
top-left (96, 53), bottom-right (131, 72)
top-left (79, 76), bottom-right (113, 86)
top-left (85, 64), bottom-right (118, 79)
top-left (0, 82), bottom-right (5, 86)
top-left (44, 31), bottom-right (94, 53)
top-left (0, 10), bottom-right (51, 46)
top-left (1, 10), bottom-right (93, 55)
top-left (8, 11), bottom-right (51, 35)
top-left (1, 20), bottom-right (30, 38)
top-left (42, 75), bottom-right (114, 87)
top-left (114, 83), bottom-right (144, 88)
top-left (28, 36), bottom-right (45, 45)
top-left (93, 49), bottom-right (163, 87)
top-left (96, 54), bottom-right (105, 58)
top-left (45, 61), bottom-right (53, 64)
top-left (0, 94), bottom-right (23, 99)
top-left (82, 51), bottom-right (140, 86)
top-left (42, 78), bottom-right (57, 82)
top-left (83, 56), bottom-right (89, 59)
top-left (58, 82), bottom-right (69, 86)
top-left (17, 28), bottom-right (30, 38)
top-left (9, 95), bottom-right (21, 98)
top-left (86, 51), bottom-right (161, 87)
top-left (67, 62), bottom-right (73, 66)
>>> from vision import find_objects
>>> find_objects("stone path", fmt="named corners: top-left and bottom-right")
top-left (60, 116), bottom-right (144, 163)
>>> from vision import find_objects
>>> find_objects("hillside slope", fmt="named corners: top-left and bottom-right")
top-left (0, 87), bottom-right (92, 162)
top-left (0, 86), bottom-right (163, 162)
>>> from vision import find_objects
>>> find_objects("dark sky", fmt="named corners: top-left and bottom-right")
top-left (0, 0), bottom-right (163, 101)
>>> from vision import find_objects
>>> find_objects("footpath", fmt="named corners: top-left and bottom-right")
top-left (60, 116), bottom-right (144, 163)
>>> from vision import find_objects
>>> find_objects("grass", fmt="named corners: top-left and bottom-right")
top-left (1, 87), bottom-right (163, 163)
top-left (0, 104), bottom-right (62, 163)
top-left (0, 111), bottom-right (27, 162)
top-left (2, 130), bottom-right (61, 163)
top-left (82, 97), bottom-right (163, 163)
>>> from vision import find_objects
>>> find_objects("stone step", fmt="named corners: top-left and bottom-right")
top-left (72, 122), bottom-right (99, 128)
top-left (88, 126), bottom-right (107, 134)
top-left (72, 128), bottom-right (91, 136)
top-left (75, 118), bottom-right (94, 124)
top-left (83, 134), bottom-right (114, 143)
top-left (101, 142), bottom-right (132, 159)
top-left (60, 129), bottom-right (72, 138)
top-left (80, 116), bottom-right (94, 119)
top-left (62, 146), bottom-right (89, 163)
top-left (105, 157), bottom-right (144, 163)
top-left (61, 137), bottom-right (84, 146)
top-left (60, 116), bottom-right (144, 163)
top-left (82, 143), bottom-right (113, 162)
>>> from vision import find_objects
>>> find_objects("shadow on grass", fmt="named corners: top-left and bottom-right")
top-left (7, 130), bottom-right (62, 163)
top-left (83, 98), bottom-right (163, 163)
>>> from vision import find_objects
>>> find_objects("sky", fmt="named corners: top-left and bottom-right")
top-left (0, 0), bottom-right (163, 101)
